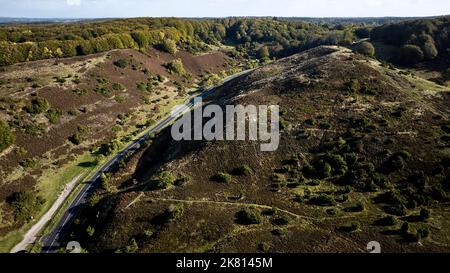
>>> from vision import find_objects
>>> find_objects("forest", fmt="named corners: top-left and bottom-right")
top-left (0, 17), bottom-right (360, 66)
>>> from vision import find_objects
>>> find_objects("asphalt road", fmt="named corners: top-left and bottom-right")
top-left (38, 70), bottom-right (251, 253)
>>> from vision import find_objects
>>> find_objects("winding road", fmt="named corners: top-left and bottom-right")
top-left (12, 69), bottom-right (251, 253)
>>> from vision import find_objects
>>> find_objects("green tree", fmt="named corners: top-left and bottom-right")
top-left (131, 31), bottom-right (149, 50)
top-left (160, 39), bottom-right (177, 54)
top-left (355, 41), bottom-right (375, 57)
top-left (258, 46), bottom-right (270, 62)
top-left (0, 119), bottom-right (15, 152)
top-left (25, 97), bottom-right (49, 114)
top-left (400, 44), bottom-right (424, 65)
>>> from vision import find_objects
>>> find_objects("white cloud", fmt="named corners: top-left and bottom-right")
top-left (66, 0), bottom-right (81, 6)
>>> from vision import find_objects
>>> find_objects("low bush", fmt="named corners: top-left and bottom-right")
top-left (233, 165), bottom-right (253, 176)
top-left (375, 215), bottom-right (398, 226)
top-left (354, 41), bottom-right (375, 57)
top-left (46, 108), bottom-right (63, 124)
top-left (235, 209), bottom-right (262, 225)
top-left (339, 221), bottom-right (361, 232)
top-left (309, 194), bottom-right (336, 206)
top-left (212, 172), bottom-right (231, 183)
top-left (165, 59), bottom-right (186, 75)
top-left (155, 171), bottom-right (176, 189)
top-left (0, 119), bottom-right (14, 152)
top-left (8, 190), bottom-right (45, 222)
top-left (25, 97), bottom-right (49, 114)
top-left (113, 59), bottom-right (128, 68)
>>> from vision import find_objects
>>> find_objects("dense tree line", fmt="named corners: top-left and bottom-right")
top-left (370, 16), bottom-right (450, 65)
top-left (0, 17), bottom-right (359, 66)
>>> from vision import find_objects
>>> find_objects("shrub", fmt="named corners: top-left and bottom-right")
top-left (419, 34), bottom-right (438, 60)
top-left (86, 226), bottom-right (95, 237)
top-left (272, 216), bottom-right (289, 225)
top-left (100, 173), bottom-right (110, 191)
top-left (317, 162), bottom-right (332, 179)
top-left (0, 119), bottom-right (14, 152)
top-left (25, 97), bottom-right (49, 114)
top-left (160, 39), bottom-right (177, 54)
top-left (419, 208), bottom-right (431, 221)
top-left (131, 31), bottom-right (150, 50)
top-left (400, 44), bottom-right (424, 65)
top-left (233, 165), bottom-right (253, 176)
top-left (416, 227), bottom-right (430, 240)
top-left (235, 209), bottom-right (262, 225)
top-left (46, 108), bottom-right (63, 124)
top-left (212, 172), bottom-right (231, 183)
top-left (258, 46), bottom-right (270, 61)
top-left (24, 123), bottom-right (45, 137)
top-left (8, 190), bottom-right (45, 222)
top-left (375, 215), bottom-right (398, 226)
top-left (309, 194), bottom-right (336, 206)
top-left (112, 83), bottom-right (125, 91)
top-left (386, 203), bottom-right (408, 216)
top-left (174, 176), bottom-right (191, 186)
top-left (20, 158), bottom-right (37, 169)
top-left (400, 222), bottom-right (410, 235)
top-left (326, 208), bottom-right (339, 216)
top-left (355, 41), bottom-right (375, 57)
top-left (339, 221), bottom-right (361, 232)
top-left (165, 59), bottom-right (186, 75)
top-left (113, 59), bottom-right (128, 69)
top-left (115, 96), bottom-right (125, 103)
top-left (69, 133), bottom-right (83, 145)
top-left (271, 228), bottom-right (287, 236)
top-left (94, 86), bottom-right (113, 97)
top-left (155, 171), bottom-right (176, 189)
top-left (154, 205), bottom-right (184, 225)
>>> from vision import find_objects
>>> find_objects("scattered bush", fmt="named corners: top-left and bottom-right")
top-left (112, 82), bottom-right (125, 91)
top-left (375, 215), bottom-right (398, 226)
top-left (160, 39), bottom-right (177, 54)
top-left (165, 59), bottom-right (186, 75)
top-left (339, 221), bottom-right (361, 232)
top-left (233, 165), bottom-right (253, 176)
top-left (272, 216), bottom-right (289, 226)
top-left (309, 194), bottom-right (336, 206)
top-left (155, 171), bottom-right (176, 189)
top-left (416, 227), bottom-right (430, 240)
top-left (355, 41), bottom-right (375, 57)
top-left (46, 108), bottom-right (63, 124)
top-left (235, 209), bottom-right (262, 225)
top-left (8, 190), bottom-right (45, 222)
top-left (69, 133), bottom-right (83, 145)
top-left (23, 123), bottom-right (45, 136)
top-left (94, 85), bottom-right (113, 97)
top-left (174, 176), bottom-right (191, 186)
top-left (25, 97), bottom-right (49, 114)
top-left (399, 44), bottom-right (424, 65)
top-left (419, 208), bottom-right (431, 221)
top-left (113, 59), bottom-right (128, 68)
top-left (0, 119), bottom-right (14, 152)
top-left (212, 172), bottom-right (232, 183)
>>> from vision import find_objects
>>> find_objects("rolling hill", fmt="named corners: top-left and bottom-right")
top-left (67, 45), bottom-right (450, 253)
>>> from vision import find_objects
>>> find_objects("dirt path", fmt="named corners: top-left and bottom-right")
top-left (141, 197), bottom-right (305, 219)
top-left (10, 174), bottom-right (83, 253)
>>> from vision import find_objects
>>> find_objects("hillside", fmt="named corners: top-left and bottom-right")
top-left (0, 45), bottom-right (240, 248)
top-left (67, 46), bottom-right (450, 253)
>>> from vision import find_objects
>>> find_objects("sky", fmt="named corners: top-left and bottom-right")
top-left (0, 0), bottom-right (449, 18)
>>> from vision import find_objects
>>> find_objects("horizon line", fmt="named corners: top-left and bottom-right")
top-left (1, 14), bottom-right (449, 20)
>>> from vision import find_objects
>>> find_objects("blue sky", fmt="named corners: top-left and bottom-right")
top-left (0, 0), bottom-right (449, 18)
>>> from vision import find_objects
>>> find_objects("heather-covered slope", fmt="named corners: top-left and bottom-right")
top-left (69, 46), bottom-right (450, 253)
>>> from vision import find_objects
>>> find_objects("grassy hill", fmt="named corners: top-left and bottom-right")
top-left (67, 46), bottom-right (450, 253)
top-left (0, 45), bottom-right (244, 249)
